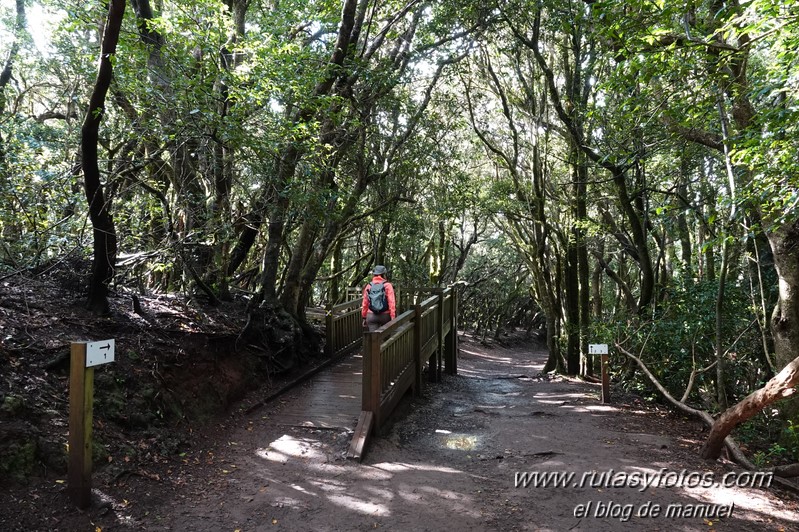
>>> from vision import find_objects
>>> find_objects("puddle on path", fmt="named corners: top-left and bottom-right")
top-left (435, 429), bottom-right (480, 450)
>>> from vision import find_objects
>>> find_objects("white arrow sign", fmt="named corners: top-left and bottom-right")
top-left (86, 339), bottom-right (115, 367)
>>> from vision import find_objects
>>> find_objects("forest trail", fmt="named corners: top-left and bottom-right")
top-left (4, 333), bottom-right (799, 531)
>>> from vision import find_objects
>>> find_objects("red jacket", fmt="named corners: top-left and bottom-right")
top-left (362, 275), bottom-right (396, 320)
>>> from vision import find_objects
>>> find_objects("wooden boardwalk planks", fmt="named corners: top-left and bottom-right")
top-left (265, 354), bottom-right (363, 430)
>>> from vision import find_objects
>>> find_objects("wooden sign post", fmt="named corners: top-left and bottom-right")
top-left (68, 339), bottom-right (114, 509)
top-left (588, 343), bottom-right (610, 404)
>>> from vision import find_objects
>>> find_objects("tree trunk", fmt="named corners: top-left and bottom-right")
top-left (676, 160), bottom-right (693, 279)
top-left (0, 0), bottom-right (25, 115)
top-left (564, 238), bottom-right (580, 375)
top-left (81, 0), bottom-right (125, 314)
top-left (714, 238), bottom-right (732, 410)
top-left (227, 188), bottom-right (272, 278)
top-left (294, 175), bottom-right (373, 316)
top-left (611, 168), bottom-right (655, 311)
top-left (700, 177), bottom-right (717, 282)
top-left (768, 221), bottom-right (799, 371)
top-left (699, 353), bottom-right (799, 459)
top-left (0, 1), bottom-right (26, 247)
top-left (576, 161), bottom-right (591, 376)
top-left (280, 210), bottom-right (321, 314)
top-left (0, 0), bottom-right (25, 103)
top-left (253, 0), bottom-right (361, 310)
top-left (700, 219), bottom-right (799, 458)
top-left (591, 241), bottom-right (603, 320)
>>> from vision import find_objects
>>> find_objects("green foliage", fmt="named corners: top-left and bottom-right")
top-left (1, 0), bottom-right (795, 455)
top-left (752, 443), bottom-right (788, 468)
top-left (614, 278), bottom-right (765, 408)
top-left (0, 107), bottom-right (83, 272)
top-left (741, 414), bottom-right (799, 467)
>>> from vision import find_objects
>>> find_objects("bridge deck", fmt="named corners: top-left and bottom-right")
top-left (264, 353), bottom-right (363, 430)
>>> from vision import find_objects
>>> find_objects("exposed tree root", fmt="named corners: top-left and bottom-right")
top-left (614, 343), bottom-right (799, 492)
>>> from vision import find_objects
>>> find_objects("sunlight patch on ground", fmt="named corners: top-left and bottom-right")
top-left (618, 408), bottom-right (651, 415)
top-left (707, 488), bottom-right (797, 521)
top-left (353, 466), bottom-right (394, 481)
top-left (460, 348), bottom-right (489, 357)
top-left (537, 399), bottom-right (573, 405)
top-left (272, 496), bottom-right (309, 510)
top-left (457, 368), bottom-right (488, 378)
top-left (302, 461), bottom-right (353, 475)
top-left (533, 391), bottom-right (594, 406)
top-left (372, 462), bottom-right (464, 475)
top-left (91, 489), bottom-right (140, 528)
top-left (255, 434), bottom-right (327, 463)
top-left (569, 404), bottom-right (618, 414)
top-left (680, 483), bottom-right (799, 521)
top-left (289, 483), bottom-right (314, 496)
top-left (327, 494), bottom-right (389, 516)
top-left (396, 485), bottom-right (483, 518)
top-left (581, 404), bottom-right (616, 412)
top-left (308, 478), bottom-right (350, 492)
top-left (533, 391), bottom-right (589, 399)
top-left (458, 349), bottom-right (535, 366)
top-left (361, 485), bottom-right (397, 501)
top-left (619, 464), bottom-right (799, 521)
top-left (458, 368), bottom-right (540, 379)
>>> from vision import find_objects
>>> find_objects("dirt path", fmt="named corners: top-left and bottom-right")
top-left (4, 333), bottom-right (799, 531)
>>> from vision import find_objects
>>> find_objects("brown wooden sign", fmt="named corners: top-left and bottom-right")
top-left (68, 339), bottom-right (114, 508)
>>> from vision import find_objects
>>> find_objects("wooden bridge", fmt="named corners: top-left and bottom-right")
top-left (302, 287), bottom-right (459, 461)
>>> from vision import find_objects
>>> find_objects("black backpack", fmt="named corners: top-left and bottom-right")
top-left (367, 281), bottom-right (388, 313)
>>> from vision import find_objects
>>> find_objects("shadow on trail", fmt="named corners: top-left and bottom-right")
top-left (138, 332), bottom-right (798, 532)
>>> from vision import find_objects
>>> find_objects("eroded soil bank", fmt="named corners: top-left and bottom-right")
top-left (3, 332), bottom-right (798, 531)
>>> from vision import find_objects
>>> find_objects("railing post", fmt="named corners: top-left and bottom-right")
top-left (445, 288), bottom-right (458, 375)
top-left (324, 304), bottom-right (334, 358)
top-left (431, 289), bottom-right (443, 383)
top-left (413, 304), bottom-right (422, 396)
top-left (362, 331), bottom-right (382, 429)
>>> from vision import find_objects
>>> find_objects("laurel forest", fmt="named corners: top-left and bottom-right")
top-left (2, 0), bottom-right (798, 479)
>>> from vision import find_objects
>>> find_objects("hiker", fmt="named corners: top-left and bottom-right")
top-left (362, 265), bottom-right (396, 332)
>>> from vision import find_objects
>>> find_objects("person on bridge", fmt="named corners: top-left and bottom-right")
top-left (362, 265), bottom-right (397, 332)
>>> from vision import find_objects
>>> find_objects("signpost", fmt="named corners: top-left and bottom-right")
top-left (68, 339), bottom-right (115, 509)
top-left (588, 343), bottom-right (610, 404)
top-left (86, 339), bottom-right (115, 367)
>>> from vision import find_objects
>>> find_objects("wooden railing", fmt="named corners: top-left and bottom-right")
top-left (347, 287), bottom-right (458, 460)
top-left (344, 286), bottom-right (445, 315)
top-left (307, 299), bottom-right (363, 359)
